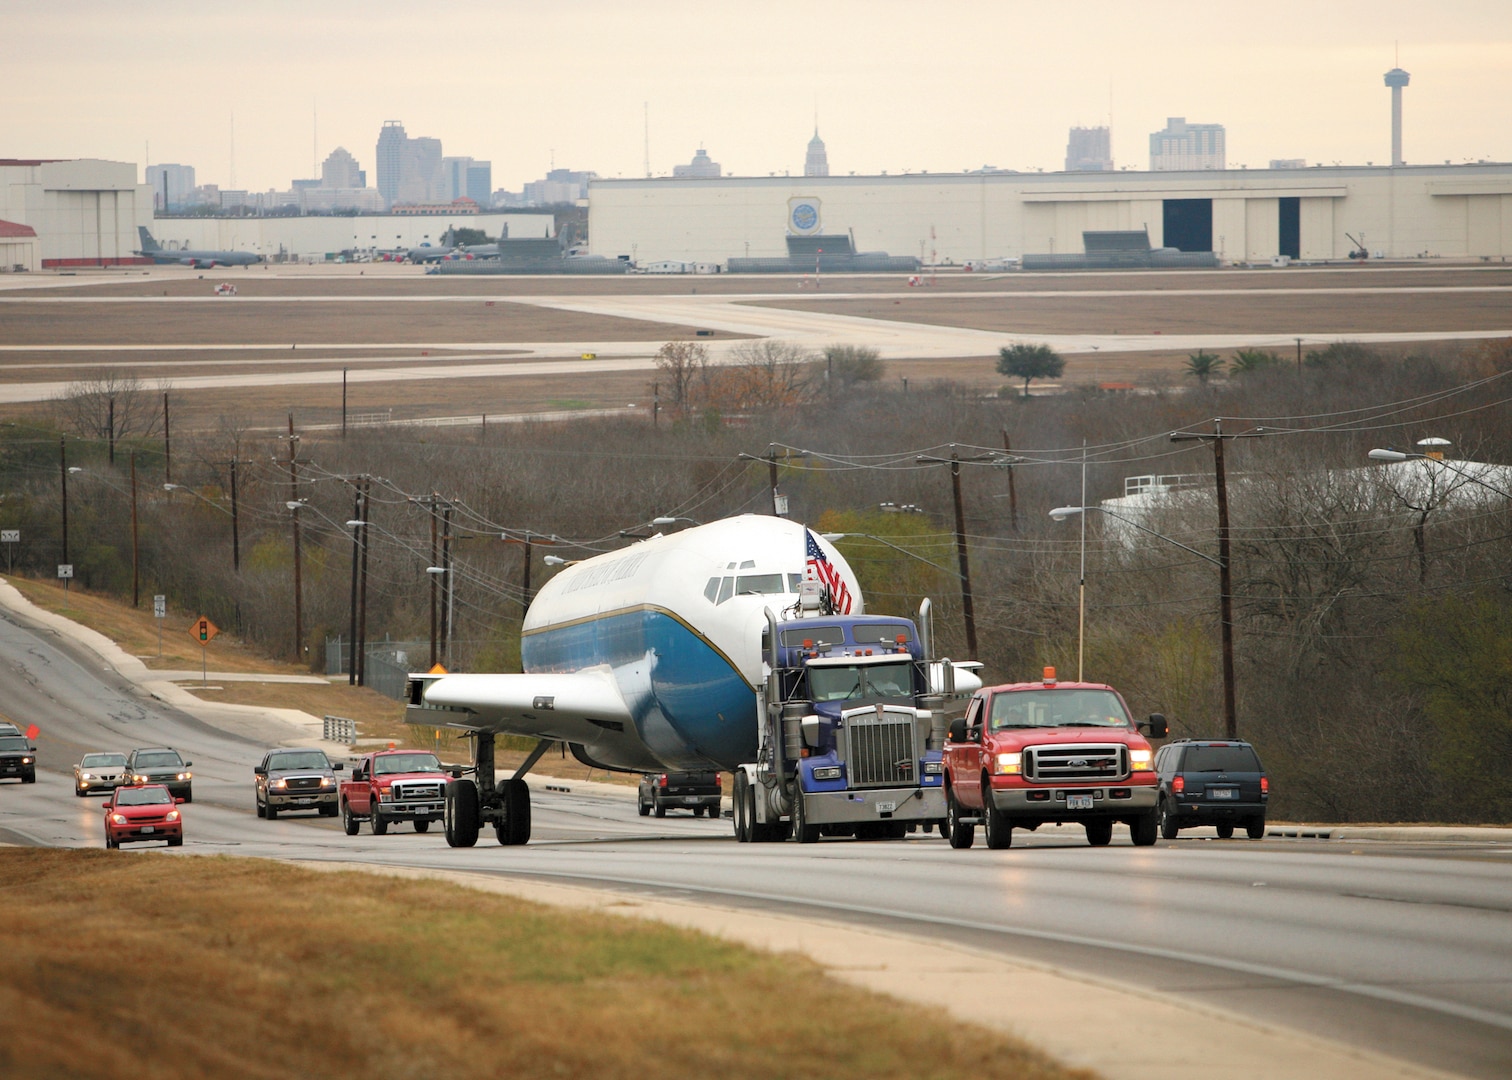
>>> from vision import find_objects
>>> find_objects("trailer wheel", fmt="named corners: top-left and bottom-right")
top-left (946, 785), bottom-right (974, 849)
top-left (445, 779), bottom-right (480, 848)
top-left (733, 772), bottom-right (750, 842)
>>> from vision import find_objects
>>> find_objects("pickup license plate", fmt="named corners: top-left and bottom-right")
top-left (1208, 787), bottom-right (1238, 800)
top-left (296, 798), bottom-right (316, 804)
top-left (1066, 794), bottom-right (1095, 810)
top-left (875, 800), bottom-right (897, 814)
top-left (682, 796), bottom-right (701, 804)
top-left (141, 825), bottom-right (155, 833)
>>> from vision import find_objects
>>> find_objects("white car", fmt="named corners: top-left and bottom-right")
top-left (74, 752), bottom-right (128, 796)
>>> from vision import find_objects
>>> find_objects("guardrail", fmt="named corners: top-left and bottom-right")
top-left (323, 714), bottom-right (358, 745)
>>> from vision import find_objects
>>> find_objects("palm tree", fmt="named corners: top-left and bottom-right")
top-left (1186, 350), bottom-right (1223, 385)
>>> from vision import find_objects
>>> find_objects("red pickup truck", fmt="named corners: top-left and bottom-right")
top-left (339, 749), bottom-right (453, 836)
top-left (942, 668), bottom-right (1166, 849)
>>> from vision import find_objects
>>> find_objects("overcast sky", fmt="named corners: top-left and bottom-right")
top-left (3, 1), bottom-right (1509, 192)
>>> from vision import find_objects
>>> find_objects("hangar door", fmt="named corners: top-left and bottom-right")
top-left (1162, 199), bottom-right (1212, 252)
top-left (1278, 197), bottom-right (1301, 259)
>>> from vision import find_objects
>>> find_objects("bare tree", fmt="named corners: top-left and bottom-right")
top-left (53, 370), bottom-right (166, 443)
top-left (652, 341), bottom-right (709, 418)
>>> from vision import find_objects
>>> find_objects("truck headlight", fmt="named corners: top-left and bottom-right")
top-left (272, 778), bottom-right (287, 789)
top-left (1129, 749), bottom-right (1153, 771)
top-left (993, 752), bottom-right (1022, 775)
top-left (811, 766), bottom-right (842, 781)
top-left (923, 761), bottom-right (943, 775)
top-left (178, 772), bottom-right (191, 781)
top-left (378, 787), bottom-right (393, 801)
top-left (320, 777), bottom-right (335, 788)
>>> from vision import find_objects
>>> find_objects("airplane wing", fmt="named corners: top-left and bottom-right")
top-left (406, 670), bottom-right (634, 744)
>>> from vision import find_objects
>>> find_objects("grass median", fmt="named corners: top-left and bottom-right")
top-left (0, 849), bottom-right (1090, 1080)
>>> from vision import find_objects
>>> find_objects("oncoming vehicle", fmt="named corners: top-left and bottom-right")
top-left (75, 752), bottom-right (128, 795)
top-left (125, 747), bottom-right (193, 801)
top-left (103, 785), bottom-right (184, 848)
top-left (0, 734), bottom-right (37, 784)
top-left (1156, 739), bottom-right (1269, 840)
top-left (339, 749), bottom-right (454, 836)
top-left (942, 670), bottom-right (1166, 849)
top-left (254, 747), bottom-right (343, 819)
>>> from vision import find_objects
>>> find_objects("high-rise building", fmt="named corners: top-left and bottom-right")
top-left (1149, 117), bottom-right (1225, 171)
top-left (1269, 158), bottom-right (1307, 170)
top-left (673, 147), bottom-right (721, 178)
top-left (375, 121), bottom-right (408, 204)
top-left (1065, 127), bottom-right (1113, 172)
top-left (146, 163), bottom-right (196, 210)
top-left (321, 147), bottom-right (365, 189)
top-left (518, 168), bottom-right (596, 206)
top-left (466, 161), bottom-right (492, 205)
top-left (804, 129), bottom-right (829, 177)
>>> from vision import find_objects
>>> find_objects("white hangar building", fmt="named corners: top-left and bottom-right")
top-left (0, 158), bottom-right (154, 268)
top-left (587, 163), bottom-right (1512, 266)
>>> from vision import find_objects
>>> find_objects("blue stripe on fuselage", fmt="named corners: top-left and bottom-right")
top-left (521, 607), bottom-right (756, 770)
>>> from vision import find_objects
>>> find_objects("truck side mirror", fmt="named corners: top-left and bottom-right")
top-left (450, 767), bottom-right (463, 779)
top-left (332, 762), bottom-right (345, 771)
top-left (1143, 714), bottom-right (1168, 739)
top-left (185, 761), bottom-right (194, 768)
top-left (948, 717), bottom-right (967, 743)
top-left (353, 767), bottom-right (366, 782)
top-left (253, 767), bottom-right (265, 776)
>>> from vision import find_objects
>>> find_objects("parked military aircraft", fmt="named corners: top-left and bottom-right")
top-left (136, 227), bottom-right (263, 268)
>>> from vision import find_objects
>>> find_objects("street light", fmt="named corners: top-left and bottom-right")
top-left (1367, 446), bottom-right (1512, 499)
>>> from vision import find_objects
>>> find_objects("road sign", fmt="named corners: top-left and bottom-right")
top-left (57, 564), bottom-right (74, 579)
top-left (1, 530), bottom-right (18, 543)
top-left (153, 595), bottom-right (166, 619)
top-left (190, 616), bottom-right (219, 645)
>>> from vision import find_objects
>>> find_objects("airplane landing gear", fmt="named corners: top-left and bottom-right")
top-left (448, 732), bottom-right (549, 848)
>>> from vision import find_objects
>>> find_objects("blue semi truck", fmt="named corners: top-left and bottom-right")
top-left (733, 596), bottom-right (979, 843)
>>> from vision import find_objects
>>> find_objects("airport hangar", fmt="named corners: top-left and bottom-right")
top-left (0, 157), bottom-right (555, 267)
top-left (586, 161), bottom-right (1512, 267)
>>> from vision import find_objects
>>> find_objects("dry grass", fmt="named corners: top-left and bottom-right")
top-left (0, 850), bottom-right (1092, 1080)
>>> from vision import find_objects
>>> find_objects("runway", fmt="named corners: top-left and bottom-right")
top-left (0, 592), bottom-right (1507, 1079)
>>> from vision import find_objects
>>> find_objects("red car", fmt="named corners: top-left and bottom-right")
top-left (103, 784), bottom-right (184, 848)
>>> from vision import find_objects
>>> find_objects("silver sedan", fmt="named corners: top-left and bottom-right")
top-left (74, 751), bottom-right (128, 796)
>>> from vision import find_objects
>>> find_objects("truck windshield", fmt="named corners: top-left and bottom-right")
top-left (269, 752), bottom-right (330, 771)
top-left (0, 736), bottom-right (27, 752)
top-left (989, 689), bottom-right (1131, 730)
top-left (809, 661), bottom-right (913, 701)
top-left (373, 753), bottom-right (442, 775)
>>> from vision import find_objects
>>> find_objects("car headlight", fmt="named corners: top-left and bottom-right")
top-left (923, 761), bottom-right (944, 774)
top-left (81, 772), bottom-right (93, 780)
top-left (994, 752), bottom-right (1022, 775)
top-left (811, 766), bottom-right (842, 781)
top-left (111, 814), bottom-right (127, 825)
top-left (1130, 749), bottom-right (1153, 771)
top-left (166, 810), bottom-right (180, 822)
top-left (21, 757), bottom-right (32, 765)
top-left (177, 772), bottom-right (191, 781)
top-left (133, 774), bottom-right (147, 783)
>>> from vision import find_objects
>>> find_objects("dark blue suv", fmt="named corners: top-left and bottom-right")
top-left (1154, 739), bottom-right (1267, 840)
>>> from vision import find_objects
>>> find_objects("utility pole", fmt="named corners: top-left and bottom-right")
top-left (652, 381), bottom-right (659, 428)
top-left (1170, 420), bottom-right (1266, 739)
top-left (347, 482), bottom-right (362, 685)
top-left (918, 446), bottom-right (1004, 660)
top-left (357, 476), bottom-right (371, 686)
top-left (130, 452), bottom-right (140, 607)
top-left (1001, 429), bottom-right (1019, 533)
top-left (59, 436), bottom-right (69, 565)
top-left (739, 445), bottom-right (807, 517)
top-left (429, 496), bottom-right (439, 668)
top-left (228, 459), bottom-right (242, 572)
top-left (163, 392), bottom-right (171, 483)
top-left (341, 368), bottom-right (348, 439)
top-left (107, 396), bottom-right (116, 466)
top-left (440, 503), bottom-right (453, 668)
top-left (287, 414), bottom-right (303, 664)
top-left (520, 537), bottom-right (532, 614)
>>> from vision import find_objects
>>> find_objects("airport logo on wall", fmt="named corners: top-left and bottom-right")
top-left (788, 197), bottom-right (822, 236)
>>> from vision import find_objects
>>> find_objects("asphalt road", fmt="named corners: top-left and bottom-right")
top-left (1, 599), bottom-right (1509, 1079)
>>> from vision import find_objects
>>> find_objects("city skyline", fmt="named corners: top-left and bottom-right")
top-left (3, 1), bottom-right (1509, 193)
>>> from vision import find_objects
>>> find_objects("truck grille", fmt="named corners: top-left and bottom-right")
top-left (284, 775), bottom-right (324, 791)
top-left (844, 707), bottom-right (918, 788)
top-left (393, 780), bottom-right (443, 801)
top-left (1024, 744), bottom-right (1127, 782)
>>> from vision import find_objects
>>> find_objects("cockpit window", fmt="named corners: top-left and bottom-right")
top-left (704, 577), bottom-right (721, 603)
top-left (716, 577), bottom-right (734, 604)
top-left (735, 574), bottom-right (784, 596)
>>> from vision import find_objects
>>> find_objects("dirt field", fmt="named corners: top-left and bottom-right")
top-left (749, 289), bottom-right (1512, 336)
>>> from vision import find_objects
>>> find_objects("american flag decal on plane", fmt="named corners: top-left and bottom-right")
top-left (805, 529), bottom-right (853, 613)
